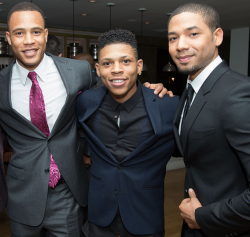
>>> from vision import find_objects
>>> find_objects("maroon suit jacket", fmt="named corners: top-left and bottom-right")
top-left (0, 127), bottom-right (7, 212)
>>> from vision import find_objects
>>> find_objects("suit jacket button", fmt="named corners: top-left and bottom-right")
top-left (45, 168), bottom-right (50, 173)
top-left (114, 190), bottom-right (118, 195)
top-left (185, 163), bottom-right (190, 168)
top-left (118, 166), bottom-right (123, 170)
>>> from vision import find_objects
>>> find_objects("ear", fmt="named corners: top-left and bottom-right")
top-left (137, 59), bottom-right (143, 75)
top-left (214, 28), bottom-right (223, 47)
top-left (95, 62), bottom-right (100, 77)
top-left (45, 28), bottom-right (48, 43)
top-left (6, 31), bottom-right (11, 45)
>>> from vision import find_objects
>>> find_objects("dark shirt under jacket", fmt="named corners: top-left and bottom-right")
top-left (86, 82), bottom-right (154, 162)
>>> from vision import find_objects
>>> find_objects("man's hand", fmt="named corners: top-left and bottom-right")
top-left (179, 188), bottom-right (202, 229)
top-left (83, 154), bottom-right (91, 168)
top-left (143, 82), bottom-right (174, 98)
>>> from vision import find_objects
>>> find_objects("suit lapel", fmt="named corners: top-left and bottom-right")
top-left (0, 61), bottom-right (46, 138)
top-left (180, 91), bottom-right (206, 155)
top-left (49, 55), bottom-right (77, 138)
top-left (122, 84), bottom-right (162, 162)
top-left (180, 61), bottom-right (230, 157)
top-left (81, 87), bottom-right (119, 164)
top-left (173, 88), bottom-right (187, 156)
top-left (82, 87), bottom-right (107, 122)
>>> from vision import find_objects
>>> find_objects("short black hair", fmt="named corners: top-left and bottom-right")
top-left (46, 35), bottom-right (61, 56)
top-left (168, 2), bottom-right (220, 33)
top-left (98, 28), bottom-right (138, 60)
top-left (7, 2), bottom-right (46, 30)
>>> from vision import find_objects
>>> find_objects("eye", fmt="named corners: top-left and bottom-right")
top-left (15, 32), bottom-right (23, 36)
top-left (169, 36), bottom-right (177, 42)
top-left (33, 31), bottom-right (41, 35)
top-left (123, 59), bottom-right (130, 64)
top-left (103, 61), bottom-right (110, 66)
top-left (190, 32), bottom-right (198, 37)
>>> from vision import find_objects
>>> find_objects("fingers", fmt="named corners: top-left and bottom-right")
top-left (143, 82), bottom-right (151, 88)
top-left (188, 188), bottom-right (197, 199)
top-left (180, 198), bottom-right (191, 206)
top-left (155, 88), bottom-right (174, 98)
top-left (167, 90), bottom-right (174, 97)
top-left (153, 83), bottom-right (164, 95)
top-left (83, 155), bottom-right (91, 168)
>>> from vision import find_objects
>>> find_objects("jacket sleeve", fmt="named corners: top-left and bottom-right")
top-left (195, 83), bottom-right (250, 236)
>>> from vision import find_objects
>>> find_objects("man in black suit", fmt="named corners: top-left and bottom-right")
top-left (167, 2), bottom-right (250, 237)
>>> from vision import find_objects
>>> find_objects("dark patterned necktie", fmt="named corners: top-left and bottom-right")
top-left (28, 71), bottom-right (60, 188)
top-left (183, 83), bottom-right (194, 120)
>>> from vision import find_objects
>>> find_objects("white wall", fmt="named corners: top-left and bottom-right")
top-left (230, 27), bottom-right (249, 75)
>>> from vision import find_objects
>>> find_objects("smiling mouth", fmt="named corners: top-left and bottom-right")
top-left (22, 49), bottom-right (38, 55)
top-left (177, 55), bottom-right (193, 63)
top-left (110, 79), bottom-right (127, 87)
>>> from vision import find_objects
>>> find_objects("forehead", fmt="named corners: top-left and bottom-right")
top-left (168, 12), bottom-right (208, 31)
top-left (99, 43), bottom-right (135, 58)
top-left (9, 10), bottom-right (45, 29)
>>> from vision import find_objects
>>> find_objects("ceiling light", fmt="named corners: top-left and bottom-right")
top-left (126, 19), bottom-right (137, 23)
top-left (0, 2), bottom-right (4, 4)
top-left (89, 0), bottom-right (96, 2)
top-left (81, 13), bottom-right (87, 16)
top-left (145, 22), bottom-right (150, 25)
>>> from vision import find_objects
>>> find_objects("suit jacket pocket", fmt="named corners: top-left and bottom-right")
top-left (189, 128), bottom-right (216, 138)
top-left (7, 164), bottom-right (25, 181)
top-left (91, 174), bottom-right (102, 182)
top-left (140, 184), bottom-right (164, 190)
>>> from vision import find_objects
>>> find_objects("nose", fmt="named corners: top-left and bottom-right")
top-left (111, 61), bottom-right (123, 74)
top-left (176, 36), bottom-right (190, 51)
top-left (23, 32), bottom-right (35, 45)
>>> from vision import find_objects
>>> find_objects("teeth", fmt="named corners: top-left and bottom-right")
top-left (24, 50), bottom-right (35, 53)
top-left (112, 80), bottom-right (124, 83)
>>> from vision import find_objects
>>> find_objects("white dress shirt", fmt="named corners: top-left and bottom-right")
top-left (11, 54), bottom-right (67, 132)
top-left (178, 56), bottom-right (223, 135)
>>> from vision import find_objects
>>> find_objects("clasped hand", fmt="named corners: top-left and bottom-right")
top-left (179, 188), bottom-right (202, 229)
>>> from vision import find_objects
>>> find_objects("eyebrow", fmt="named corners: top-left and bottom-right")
top-left (12, 27), bottom-right (44, 33)
top-left (100, 55), bottom-right (131, 62)
top-left (168, 26), bottom-right (201, 36)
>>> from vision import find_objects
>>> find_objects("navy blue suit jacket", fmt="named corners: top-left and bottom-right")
top-left (77, 83), bottom-right (179, 235)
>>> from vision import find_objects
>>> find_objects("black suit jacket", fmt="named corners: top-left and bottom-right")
top-left (0, 53), bottom-right (95, 226)
top-left (173, 61), bottom-right (250, 237)
top-left (0, 127), bottom-right (7, 212)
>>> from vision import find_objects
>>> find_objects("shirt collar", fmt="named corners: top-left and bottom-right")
top-left (107, 81), bottom-right (142, 112)
top-left (187, 55), bottom-right (222, 93)
top-left (15, 53), bottom-right (48, 85)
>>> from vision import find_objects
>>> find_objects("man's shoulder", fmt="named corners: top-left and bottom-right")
top-left (141, 85), bottom-right (179, 106)
top-left (0, 62), bottom-right (14, 77)
top-left (47, 53), bottom-right (90, 70)
top-left (78, 86), bottom-right (106, 101)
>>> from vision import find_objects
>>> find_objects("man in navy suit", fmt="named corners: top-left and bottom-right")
top-left (77, 29), bottom-right (179, 237)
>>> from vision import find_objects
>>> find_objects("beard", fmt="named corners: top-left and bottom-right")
top-left (176, 64), bottom-right (201, 75)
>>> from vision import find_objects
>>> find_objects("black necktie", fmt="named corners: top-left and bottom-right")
top-left (183, 83), bottom-right (194, 120)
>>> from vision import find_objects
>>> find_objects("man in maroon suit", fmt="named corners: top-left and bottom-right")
top-left (0, 127), bottom-right (8, 213)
